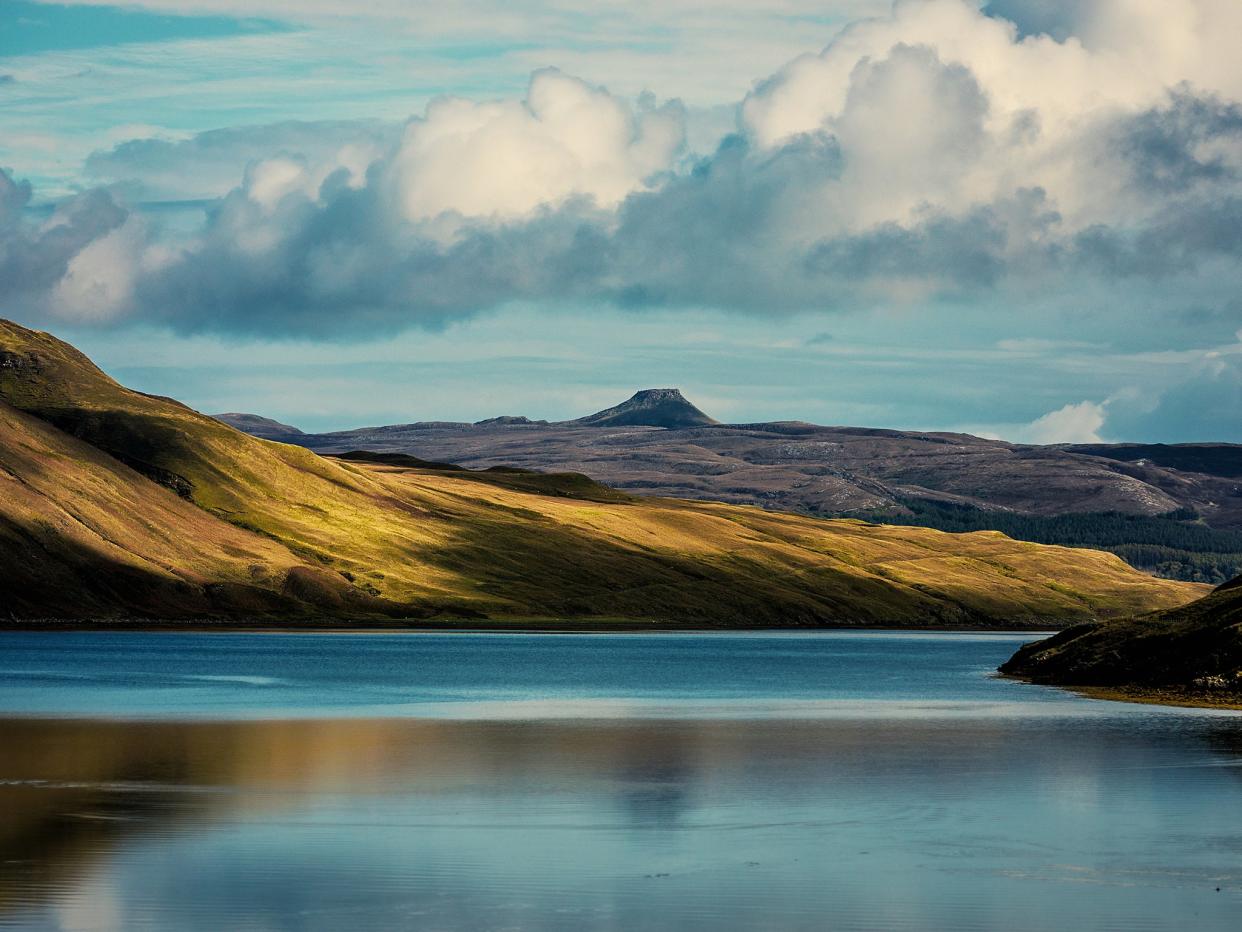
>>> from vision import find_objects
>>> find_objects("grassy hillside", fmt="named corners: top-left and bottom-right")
top-left (0, 399), bottom-right (347, 618)
top-left (0, 319), bottom-right (1207, 626)
top-left (1001, 577), bottom-right (1242, 702)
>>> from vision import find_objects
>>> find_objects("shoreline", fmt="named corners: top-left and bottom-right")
top-left (0, 617), bottom-right (1063, 635)
top-left (999, 673), bottom-right (1242, 711)
top-left (1066, 683), bottom-right (1242, 712)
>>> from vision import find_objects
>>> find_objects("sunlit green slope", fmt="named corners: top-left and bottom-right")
top-left (0, 319), bottom-right (1205, 625)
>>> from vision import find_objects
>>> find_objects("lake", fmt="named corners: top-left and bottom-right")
top-left (1, 630), bottom-right (1240, 931)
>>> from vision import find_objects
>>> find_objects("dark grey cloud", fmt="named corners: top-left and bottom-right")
top-left (132, 130), bottom-right (849, 334)
top-left (1072, 196), bottom-right (1242, 279)
top-left (602, 132), bottom-right (844, 311)
top-left (1118, 90), bottom-right (1242, 194)
top-left (128, 127), bottom-right (1239, 337)
top-left (805, 206), bottom-right (1009, 290)
top-left (0, 169), bottom-right (33, 226)
top-left (133, 179), bottom-right (613, 335)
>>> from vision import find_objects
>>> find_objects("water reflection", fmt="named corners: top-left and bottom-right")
top-left (3, 714), bottom-right (1242, 930)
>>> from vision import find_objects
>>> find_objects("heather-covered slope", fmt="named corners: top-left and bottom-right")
top-left (0, 319), bottom-right (1206, 625)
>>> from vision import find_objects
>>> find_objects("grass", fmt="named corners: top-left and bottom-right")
top-left (0, 318), bottom-right (1210, 626)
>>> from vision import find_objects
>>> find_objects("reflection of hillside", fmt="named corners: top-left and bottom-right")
top-left (0, 718), bottom-right (422, 916)
top-left (0, 717), bottom-right (708, 916)
top-left (6, 714), bottom-right (1242, 922)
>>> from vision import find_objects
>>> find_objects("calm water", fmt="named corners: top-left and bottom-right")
top-left (1, 631), bottom-right (1240, 931)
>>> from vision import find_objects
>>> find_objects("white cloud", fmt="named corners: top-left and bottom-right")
top-left (50, 216), bottom-right (172, 321)
top-left (387, 69), bottom-right (684, 223)
top-left (741, 0), bottom-right (1242, 231)
top-left (2, 2), bottom-right (890, 200)
top-left (1016, 399), bottom-right (1108, 443)
top-left (3, 0), bottom-right (1242, 348)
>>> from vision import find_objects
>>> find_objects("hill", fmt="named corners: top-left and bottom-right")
top-left (0, 319), bottom-right (1205, 626)
top-left (217, 394), bottom-right (1242, 583)
top-left (572, 388), bottom-right (718, 428)
top-left (213, 413), bottom-right (304, 441)
top-left (1000, 577), bottom-right (1242, 705)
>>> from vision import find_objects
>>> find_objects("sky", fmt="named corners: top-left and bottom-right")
top-left (2, 0), bottom-right (1240, 440)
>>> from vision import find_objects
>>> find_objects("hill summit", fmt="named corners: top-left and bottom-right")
top-left (214, 412), bottom-right (303, 440)
top-left (574, 388), bottom-right (718, 429)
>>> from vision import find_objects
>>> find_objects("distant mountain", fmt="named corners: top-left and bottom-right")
top-left (1001, 575), bottom-right (1242, 703)
top-left (573, 388), bottom-right (718, 429)
top-left (213, 412), bottom-right (303, 441)
top-left (0, 319), bottom-right (1203, 626)
top-left (217, 392), bottom-right (1242, 582)
top-left (216, 390), bottom-right (1242, 530)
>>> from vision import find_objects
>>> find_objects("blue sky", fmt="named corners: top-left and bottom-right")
top-left (0, 1), bottom-right (282, 56)
top-left (2, 0), bottom-right (1240, 440)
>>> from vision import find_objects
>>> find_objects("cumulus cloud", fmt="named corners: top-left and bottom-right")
top-left (51, 219), bottom-right (148, 320)
top-left (3, 0), bottom-right (1242, 338)
top-left (1017, 399), bottom-right (1108, 444)
top-left (388, 68), bottom-right (684, 224)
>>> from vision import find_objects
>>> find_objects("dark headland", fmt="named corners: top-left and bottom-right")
top-left (1001, 575), bottom-right (1242, 707)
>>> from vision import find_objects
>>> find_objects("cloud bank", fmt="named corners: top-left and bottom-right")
top-left (3, 0), bottom-right (1241, 340)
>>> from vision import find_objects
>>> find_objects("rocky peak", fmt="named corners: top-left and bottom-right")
top-left (574, 388), bottom-right (718, 429)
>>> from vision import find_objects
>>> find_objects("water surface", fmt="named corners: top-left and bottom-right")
top-left (1, 631), bottom-right (1240, 930)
